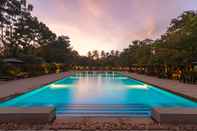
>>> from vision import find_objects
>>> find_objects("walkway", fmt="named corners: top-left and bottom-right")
top-left (124, 72), bottom-right (197, 101)
top-left (0, 72), bottom-right (70, 101)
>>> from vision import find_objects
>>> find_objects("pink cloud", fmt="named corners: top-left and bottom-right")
top-left (29, 0), bottom-right (197, 55)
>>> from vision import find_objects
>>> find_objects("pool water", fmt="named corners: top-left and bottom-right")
top-left (0, 72), bottom-right (197, 117)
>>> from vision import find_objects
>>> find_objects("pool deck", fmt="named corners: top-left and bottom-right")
top-left (123, 72), bottom-right (197, 102)
top-left (0, 71), bottom-right (197, 130)
top-left (0, 72), bottom-right (71, 101)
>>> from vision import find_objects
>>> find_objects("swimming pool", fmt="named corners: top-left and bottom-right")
top-left (0, 72), bottom-right (197, 117)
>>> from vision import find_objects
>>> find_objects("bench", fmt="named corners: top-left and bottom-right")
top-left (0, 107), bottom-right (56, 123)
top-left (152, 108), bottom-right (197, 124)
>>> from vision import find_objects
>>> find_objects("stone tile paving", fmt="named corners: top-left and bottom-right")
top-left (0, 72), bottom-right (71, 101)
top-left (124, 72), bottom-right (197, 102)
top-left (0, 81), bottom-right (7, 85)
top-left (0, 117), bottom-right (197, 130)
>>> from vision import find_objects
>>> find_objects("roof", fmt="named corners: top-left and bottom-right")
top-left (192, 61), bottom-right (197, 65)
top-left (3, 58), bottom-right (24, 63)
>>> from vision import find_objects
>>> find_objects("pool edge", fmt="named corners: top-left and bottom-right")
top-left (121, 72), bottom-right (197, 102)
top-left (0, 72), bottom-right (73, 103)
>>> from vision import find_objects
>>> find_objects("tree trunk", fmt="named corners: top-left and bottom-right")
top-left (0, 21), bottom-right (4, 43)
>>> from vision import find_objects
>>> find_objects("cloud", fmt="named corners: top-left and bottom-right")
top-left (79, 0), bottom-right (103, 17)
top-left (29, 0), bottom-right (197, 55)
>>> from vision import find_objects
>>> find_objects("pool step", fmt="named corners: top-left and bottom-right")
top-left (56, 104), bottom-right (151, 117)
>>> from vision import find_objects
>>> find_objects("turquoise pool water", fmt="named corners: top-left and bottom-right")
top-left (0, 72), bottom-right (197, 117)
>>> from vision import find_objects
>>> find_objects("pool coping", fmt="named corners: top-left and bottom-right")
top-left (0, 107), bottom-right (56, 123)
top-left (152, 108), bottom-right (197, 124)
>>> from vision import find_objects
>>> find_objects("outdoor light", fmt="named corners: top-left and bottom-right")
top-left (50, 84), bottom-right (72, 88)
top-left (126, 84), bottom-right (148, 89)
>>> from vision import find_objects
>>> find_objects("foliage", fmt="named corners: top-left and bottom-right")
top-left (36, 36), bottom-right (72, 63)
top-left (75, 11), bottom-right (197, 68)
top-left (1, 0), bottom-right (197, 74)
top-left (0, 0), bottom-right (75, 65)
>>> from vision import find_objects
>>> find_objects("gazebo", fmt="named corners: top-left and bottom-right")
top-left (3, 58), bottom-right (24, 65)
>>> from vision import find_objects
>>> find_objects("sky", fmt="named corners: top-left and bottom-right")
top-left (29, 0), bottom-right (197, 55)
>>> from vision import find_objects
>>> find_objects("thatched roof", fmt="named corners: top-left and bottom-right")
top-left (3, 58), bottom-right (24, 63)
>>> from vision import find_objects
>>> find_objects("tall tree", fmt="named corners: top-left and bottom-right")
top-left (37, 36), bottom-right (72, 63)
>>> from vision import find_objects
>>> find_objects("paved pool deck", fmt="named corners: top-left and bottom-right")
top-left (0, 72), bottom-right (70, 101)
top-left (123, 72), bottom-right (197, 102)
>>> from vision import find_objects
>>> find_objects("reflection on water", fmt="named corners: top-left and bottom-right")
top-left (73, 74), bottom-right (126, 104)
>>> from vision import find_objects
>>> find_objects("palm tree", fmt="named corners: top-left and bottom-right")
top-left (101, 50), bottom-right (106, 59)
top-left (92, 50), bottom-right (99, 60)
top-left (88, 51), bottom-right (92, 59)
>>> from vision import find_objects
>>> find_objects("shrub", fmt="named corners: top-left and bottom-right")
top-left (4, 64), bottom-right (22, 77)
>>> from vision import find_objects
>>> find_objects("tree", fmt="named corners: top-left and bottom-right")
top-left (92, 50), bottom-right (99, 60)
top-left (37, 36), bottom-right (72, 63)
top-left (0, 0), bottom-right (35, 57)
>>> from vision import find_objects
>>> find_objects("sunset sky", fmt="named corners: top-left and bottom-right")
top-left (29, 0), bottom-right (197, 55)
